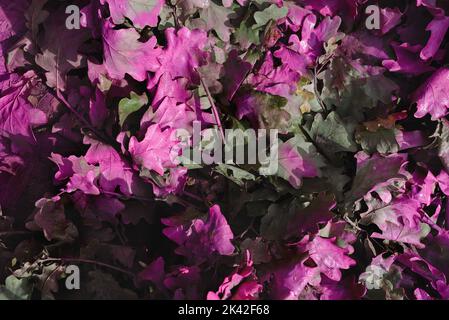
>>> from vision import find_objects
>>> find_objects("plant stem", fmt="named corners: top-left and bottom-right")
top-left (52, 89), bottom-right (111, 145)
top-left (0, 231), bottom-right (31, 237)
top-left (102, 191), bottom-right (154, 202)
top-left (183, 190), bottom-right (203, 202)
top-left (169, 0), bottom-right (182, 28)
top-left (313, 65), bottom-right (328, 113)
top-left (43, 258), bottom-right (135, 278)
top-left (420, 210), bottom-right (444, 233)
top-left (199, 74), bottom-right (226, 142)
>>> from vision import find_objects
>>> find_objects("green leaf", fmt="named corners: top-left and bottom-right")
top-left (87, 271), bottom-right (138, 300)
top-left (295, 79), bottom-right (322, 113)
top-left (253, 4), bottom-right (288, 30)
top-left (235, 16), bottom-right (260, 48)
top-left (0, 276), bottom-right (33, 300)
top-left (214, 164), bottom-right (256, 187)
top-left (346, 154), bottom-right (406, 204)
top-left (241, 90), bottom-right (290, 130)
top-left (260, 193), bottom-right (335, 241)
top-left (356, 128), bottom-right (400, 155)
top-left (435, 119), bottom-right (449, 171)
top-left (320, 58), bottom-right (398, 120)
top-left (118, 92), bottom-right (148, 126)
top-left (310, 112), bottom-right (358, 154)
top-left (158, 4), bottom-right (175, 30)
top-left (199, 2), bottom-right (234, 42)
top-left (240, 238), bottom-right (271, 264)
top-left (360, 262), bottom-right (405, 300)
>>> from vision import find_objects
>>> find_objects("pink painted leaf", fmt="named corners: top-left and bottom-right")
top-left (305, 236), bottom-right (356, 281)
top-left (361, 197), bottom-right (430, 248)
top-left (208, 251), bottom-right (262, 300)
top-left (413, 68), bottom-right (449, 120)
top-left (277, 136), bottom-right (321, 189)
top-left (102, 21), bottom-right (161, 81)
top-left (100, 0), bottom-right (164, 28)
top-left (148, 27), bottom-right (208, 88)
top-left (128, 124), bottom-right (180, 176)
top-left (0, 73), bottom-right (47, 140)
top-left (161, 205), bottom-right (235, 262)
top-left (85, 138), bottom-right (145, 196)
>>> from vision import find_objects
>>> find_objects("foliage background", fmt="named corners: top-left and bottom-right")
top-left (1, 0), bottom-right (449, 300)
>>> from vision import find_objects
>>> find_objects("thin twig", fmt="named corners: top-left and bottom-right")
top-left (343, 214), bottom-right (362, 231)
top-left (41, 265), bottom-right (63, 293)
top-left (168, 0), bottom-right (182, 28)
top-left (0, 231), bottom-right (31, 237)
top-left (52, 89), bottom-right (111, 144)
top-left (199, 73), bottom-right (226, 142)
top-left (51, 47), bottom-right (112, 145)
top-left (102, 191), bottom-right (154, 202)
top-left (183, 190), bottom-right (203, 202)
top-left (237, 218), bottom-right (257, 239)
top-left (313, 65), bottom-right (328, 113)
top-left (42, 258), bottom-right (135, 278)
top-left (420, 210), bottom-right (444, 233)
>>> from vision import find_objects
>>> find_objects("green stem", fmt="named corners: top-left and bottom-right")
top-left (42, 258), bottom-right (135, 278)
